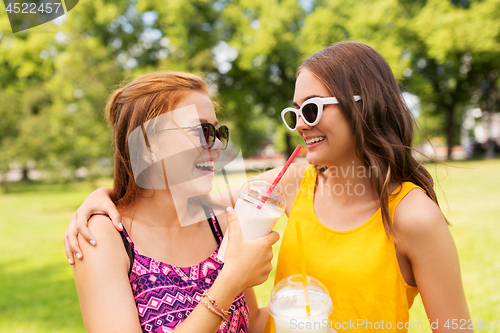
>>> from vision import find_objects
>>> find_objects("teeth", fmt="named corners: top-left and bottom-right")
top-left (195, 161), bottom-right (215, 169)
top-left (305, 137), bottom-right (325, 144)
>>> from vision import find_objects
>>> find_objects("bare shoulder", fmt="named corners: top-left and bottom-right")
top-left (73, 217), bottom-right (142, 332)
top-left (86, 214), bottom-right (123, 241)
top-left (76, 214), bottom-right (129, 269)
top-left (393, 189), bottom-right (471, 324)
top-left (393, 188), bottom-right (449, 244)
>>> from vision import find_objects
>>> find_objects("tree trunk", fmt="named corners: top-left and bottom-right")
top-left (445, 104), bottom-right (455, 160)
top-left (485, 112), bottom-right (495, 159)
top-left (21, 165), bottom-right (30, 181)
top-left (0, 179), bottom-right (8, 193)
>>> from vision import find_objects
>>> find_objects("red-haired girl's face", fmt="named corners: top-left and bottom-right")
top-left (145, 91), bottom-right (223, 198)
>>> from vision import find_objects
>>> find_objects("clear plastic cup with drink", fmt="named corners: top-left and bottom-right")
top-left (217, 179), bottom-right (286, 261)
top-left (268, 275), bottom-right (333, 333)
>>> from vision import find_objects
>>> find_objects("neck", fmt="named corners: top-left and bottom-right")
top-left (129, 189), bottom-right (181, 227)
top-left (318, 158), bottom-right (378, 204)
top-left (125, 189), bottom-right (208, 228)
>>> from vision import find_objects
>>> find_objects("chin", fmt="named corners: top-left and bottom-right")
top-left (194, 176), bottom-right (214, 196)
top-left (306, 151), bottom-right (325, 166)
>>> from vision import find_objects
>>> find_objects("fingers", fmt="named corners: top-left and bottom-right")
top-left (76, 211), bottom-right (97, 246)
top-left (65, 187), bottom-right (121, 265)
top-left (65, 227), bottom-right (83, 262)
top-left (226, 207), bottom-right (241, 240)
top-left (64, 233), bottom-right (75, 265)
top-left (65, 211), bottom-right (95, 264)
top-left (77, 224), bottom-right (97, 247)
top-left (105, 203), bottom-right (123, 231)
top-left (266, 230), bottom-right (280, 245)
top-left (65, 212), bottom-right (84, 264)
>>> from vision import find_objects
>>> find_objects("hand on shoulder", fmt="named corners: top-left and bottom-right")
top-left (74, 214), bottom-right (130, 272)
top-left (72, 214), bottom-right (143, 332)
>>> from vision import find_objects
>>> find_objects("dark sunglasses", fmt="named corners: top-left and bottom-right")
top-left (281, 96), bottom-right (361, 131)
top-left (159, 123), bottom-right (229, 150)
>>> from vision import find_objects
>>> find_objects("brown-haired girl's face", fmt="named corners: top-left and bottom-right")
top-left (293, 69), bottom-right (357, 167)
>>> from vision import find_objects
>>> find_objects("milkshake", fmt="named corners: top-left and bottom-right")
top-left (268, 275), bottom-right (333, 333)
top-left (217, 179), bottom-right (285, 261)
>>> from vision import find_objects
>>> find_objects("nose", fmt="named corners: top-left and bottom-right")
top-left (210, 134), bottom-right (224, 151)
top-left (207, 136), bottom-right (223, 162)
top-left (295, 115), bottom-right (312, 133)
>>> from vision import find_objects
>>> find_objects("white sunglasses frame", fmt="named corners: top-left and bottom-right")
top-left (281, 96), bottom-right (362, 131)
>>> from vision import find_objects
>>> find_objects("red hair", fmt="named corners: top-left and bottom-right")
top-left (105, 71), bottom-right (209, 208)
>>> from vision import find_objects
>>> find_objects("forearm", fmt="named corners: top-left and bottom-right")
top-left (243, 287), bottom-right (268, 333)
top-left (249, 307), bottom-right (269, 333)
top-left (172, 269), bottom-right (242, 332)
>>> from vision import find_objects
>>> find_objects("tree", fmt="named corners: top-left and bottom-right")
top-left (0, 0), bottom-right (132, 180)
top-left (219, 0), bottom-right (305, 156)
top-left (406, 0), bottom-right (500, 158)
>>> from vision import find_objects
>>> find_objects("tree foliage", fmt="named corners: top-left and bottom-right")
top-left (405, 0), bottom-right (500, 156)
top-left (1, 0), bottom-right (499, 182)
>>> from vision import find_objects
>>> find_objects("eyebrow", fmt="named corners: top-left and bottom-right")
top-left (292, 95), bottom-right (325, 108)
top-left (197, 118), bottom-right (219, 126)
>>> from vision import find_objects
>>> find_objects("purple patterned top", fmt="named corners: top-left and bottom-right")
top-left (120, 208), bottom-right (249, 333)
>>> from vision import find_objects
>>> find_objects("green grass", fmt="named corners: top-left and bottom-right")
top-left (0, 159), bottom-right (498, 332)
top-left (0, 180), bottom-right (112, 333)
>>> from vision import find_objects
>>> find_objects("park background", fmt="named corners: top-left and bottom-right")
top-left (0, 0), bottom-right (499, 332)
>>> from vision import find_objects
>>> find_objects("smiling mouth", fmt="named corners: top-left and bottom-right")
top-left (195, 160), bottom-right (215, 173)
top-left (305, 136), bottom-right (326, 145)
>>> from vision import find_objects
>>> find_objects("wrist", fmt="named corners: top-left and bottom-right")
top-left (213, 267), bottom-right (245, 300)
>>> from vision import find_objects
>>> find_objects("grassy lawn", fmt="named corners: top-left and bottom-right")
top-left (0, 159), bottom-right (498, 332)
top-left (0, 181), bottom-right (112, 333)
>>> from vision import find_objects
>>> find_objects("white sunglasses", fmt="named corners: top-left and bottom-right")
top-left (281, 96), bottom-right (361, 131)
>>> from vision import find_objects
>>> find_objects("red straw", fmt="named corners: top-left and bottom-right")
top-left (257, 144), bottom-right (302, 210)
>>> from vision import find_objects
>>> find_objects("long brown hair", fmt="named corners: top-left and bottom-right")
top-left (300, 41), bottom-right (443, 238)
top-left (105, 71), bottom-right (209, 208)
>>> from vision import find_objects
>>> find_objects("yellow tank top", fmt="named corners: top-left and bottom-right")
top-left (264, 165), bottom-right (420, 332)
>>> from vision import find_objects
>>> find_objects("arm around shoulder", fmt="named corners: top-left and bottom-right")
top-left (394, 189), bottom-right (472, 332)
top-left (73, 215), bottom-right (142, 333)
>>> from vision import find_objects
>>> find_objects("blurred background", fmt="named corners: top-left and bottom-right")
top-left (0, 0), bottom-right (499, 332)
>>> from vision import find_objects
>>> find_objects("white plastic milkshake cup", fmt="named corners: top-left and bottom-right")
top-left (217, 179), bottom-right (286, 261)
top-left (268, 275), bottom-right (333, 333)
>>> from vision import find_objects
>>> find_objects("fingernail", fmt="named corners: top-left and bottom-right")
top-left (68, 258), bottom-right (73, 264)
top-left (90, 240), bottom-right (96, 246)
top-left (118, 223), bottom-right (123, 230)
top-left (76, 253), bottom-right (82, 260)
top-left (226, 207), bottom-right (234, 214)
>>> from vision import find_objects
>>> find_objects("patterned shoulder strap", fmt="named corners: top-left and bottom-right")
top-left (119, 227), bottom-right (136, 276)
top-left (201, 206), bottom-right (223, 245)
